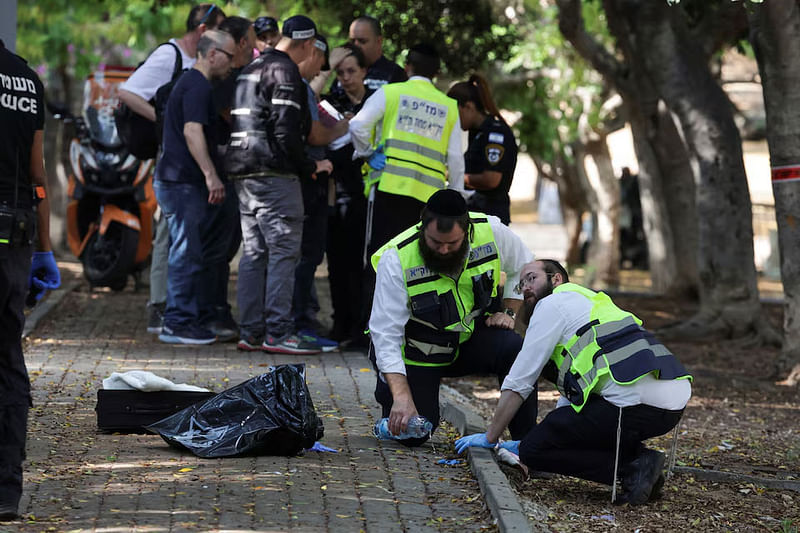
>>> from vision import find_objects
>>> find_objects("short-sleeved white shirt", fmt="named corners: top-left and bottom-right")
top-left (119, 38), bottom-right (196, 101)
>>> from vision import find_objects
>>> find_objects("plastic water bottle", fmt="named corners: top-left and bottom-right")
top-left (372, 416), bottom-right (433, 440)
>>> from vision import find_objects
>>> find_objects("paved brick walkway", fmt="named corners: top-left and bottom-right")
top-left (9, 277), bottom-right (493, 532)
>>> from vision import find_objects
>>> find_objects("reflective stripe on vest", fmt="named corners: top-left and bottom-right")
top-left (371, 80), bottom-right (458, 203)
top-left (372, 215), bottom-right (500, 367)
top-left (550, 283), bottom-right (693, 412)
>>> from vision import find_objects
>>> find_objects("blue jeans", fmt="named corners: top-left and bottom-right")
top-left (154, 180), bottom-right (207, 329)
top-left (199, 179), bottom-right (241, 325)
top-left (235, 176), bottom-right (304, 339)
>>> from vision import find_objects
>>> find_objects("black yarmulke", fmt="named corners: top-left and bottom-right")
top-left (427, 189), bottom-right (467, 217)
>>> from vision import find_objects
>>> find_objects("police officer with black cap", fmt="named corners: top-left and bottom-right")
top-left (367, 189), bottom-right (537, 446)
top-left (0, 39), bottom-right (60, 521)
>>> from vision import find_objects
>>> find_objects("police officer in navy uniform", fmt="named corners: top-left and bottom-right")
top-left (0, 39), bottom-right (60, 521)
top-left (448, 74), bottom-right (518, 225)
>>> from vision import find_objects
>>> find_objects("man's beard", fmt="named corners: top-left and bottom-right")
top-left (419, 233), bottom-right (470, 276)
top-left (522, 277), bottom-right (554, 325)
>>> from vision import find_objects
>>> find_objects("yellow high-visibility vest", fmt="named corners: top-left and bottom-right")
top-left (364, 79), bottom-right (459, 202)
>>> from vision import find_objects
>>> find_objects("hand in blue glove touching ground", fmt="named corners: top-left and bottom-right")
top-left (454, 433), bottom-right (496, 454)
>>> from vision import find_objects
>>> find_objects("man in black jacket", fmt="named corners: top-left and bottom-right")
top-left (226, 15), bottom-right (332, 355)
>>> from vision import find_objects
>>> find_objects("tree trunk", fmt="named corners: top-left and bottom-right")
top-left (557, 0), bottom-right (700, 296)
top-left (583, 137), bottom-right (620, 288)
top-left (631, 0), bottom-right (775, 341)
top-left (748, 2), bottom-right (800, 384)
top-left (534, 154), bottom-right (588, 267)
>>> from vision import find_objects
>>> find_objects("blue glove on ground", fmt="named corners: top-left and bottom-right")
top-left (497, 440), bottom-right (520, 456)
top-left (307, 441), bottom-right (338, 453)
top-left (29, 251), bottom-right (61, 302)
top-left (367, 145), bottom-right (386, 170)
top-left (454, 433), bottom-right (495, 454)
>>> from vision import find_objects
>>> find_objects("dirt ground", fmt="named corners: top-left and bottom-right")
top-left (446, 291), bottom-right (800, 532)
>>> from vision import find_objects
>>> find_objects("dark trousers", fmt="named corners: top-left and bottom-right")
top-left (292, 182), bottom-right (328, 332)
top-left (327, 195), bottom-right (367, 341)
top-left (0, 241), bottom-right (33, 507)
top-left (199, 179), bottom-right (241, 325)
top-left (361, 190), bottom-right (426, 340)
top-left (519, 395), bottom-right (684, 485)
top-left (372, 320), bottom-right (538, 446)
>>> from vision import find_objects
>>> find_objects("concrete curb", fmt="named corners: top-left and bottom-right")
top-left (441, 388), bottom-right (538, 533)
top-left (23, 279), bottom-right (79, 338)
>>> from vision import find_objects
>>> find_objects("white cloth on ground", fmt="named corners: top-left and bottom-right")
top-left (102, 370), bottom-right (210, 392)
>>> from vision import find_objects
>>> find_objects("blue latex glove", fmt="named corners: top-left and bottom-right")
top-left (454, 433), bottom-right (495, 454)
top-left (367, 144), bottom-right (386, 170)
top-left (29, 251), bottom-right (61, 302)
top-left (307, 441), bottom-right (338, 453)
top-left (497, 440), bottom-right (520, 456)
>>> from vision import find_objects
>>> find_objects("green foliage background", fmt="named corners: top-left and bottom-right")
top-left (17, 0), bottom-right (612, 174)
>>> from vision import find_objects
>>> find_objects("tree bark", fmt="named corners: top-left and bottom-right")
top-left (583, 137), bottom-right (620, 288)
top-left (748, 2), bottom-right (800, 385)
top-left (630, 0), bottom-right (775, 341)
top-left (534, 153), bottom-right (588, 267)
top-left (557, 0), bottom-right (699, 296)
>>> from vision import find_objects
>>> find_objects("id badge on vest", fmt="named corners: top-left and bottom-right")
top-left (396, 96), bottom-right (448, 142)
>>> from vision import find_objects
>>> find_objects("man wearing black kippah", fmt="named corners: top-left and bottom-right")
top-left (368, 190), bottom-right (538, 446)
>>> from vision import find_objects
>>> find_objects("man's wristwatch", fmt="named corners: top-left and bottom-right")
top-left (503, 308), bottom-right (516, 320)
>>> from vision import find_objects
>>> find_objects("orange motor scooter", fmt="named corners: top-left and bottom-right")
top-left (50, 65), bottom-right (157, 290)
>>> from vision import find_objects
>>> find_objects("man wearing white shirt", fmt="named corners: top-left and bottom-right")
top-left (369, 190), bottom-right (537, 446)
top-left (118, 3), bottom-right (225, 335)
top-left (349, 43), bottom-right (464, 253)
top-left (455, 259), bottom-right (693, 505)
top-left (349, 43), bottom-right (464, 348)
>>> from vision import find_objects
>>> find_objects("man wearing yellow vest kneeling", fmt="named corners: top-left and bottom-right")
top-left (455, 259), bottom-right (693, 505)
top-left (369, 189), bottom-right (538, 446)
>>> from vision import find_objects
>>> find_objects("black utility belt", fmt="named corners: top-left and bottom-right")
top-left (0, 205), bottom-right (35, 247)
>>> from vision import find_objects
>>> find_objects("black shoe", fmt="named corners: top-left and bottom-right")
top-left (649, 471), bottom-right (666, 501)
top-left (206, 320), bottom-right (238, 343)
top-left (620, 449), bottom-right (666, 505)
top-left (146, 302), bottom-right (166, 334)
top-left (0, 503), bottom-right (19, 521)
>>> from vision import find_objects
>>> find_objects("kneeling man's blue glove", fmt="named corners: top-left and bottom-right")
top-left (367, 144), bottom-right (386, 170)
top-left (497, 440), bottom-right (520, 456)
top-left (29, 251), bottom-right (61, 302)
top-left (454, 433), bottom-right (495, 454)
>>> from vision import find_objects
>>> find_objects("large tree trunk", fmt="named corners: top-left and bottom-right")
top-left (748, 3), bottom-right (800, 385)
top-left (631, 0), bottom-right (775, 341)
top-left (556, 0), bottom-right (699, 296)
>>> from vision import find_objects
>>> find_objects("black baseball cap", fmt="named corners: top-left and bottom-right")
top-left (254, 16), bottom-right (279, 37)
top-left (281, 15), bottom-right (317, 40)
top-left (314, 34), bottom-right (330, 70)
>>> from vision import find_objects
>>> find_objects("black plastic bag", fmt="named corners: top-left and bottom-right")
top-left (146, 364), bottom-right (323, 458)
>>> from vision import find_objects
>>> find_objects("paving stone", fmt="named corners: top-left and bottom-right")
top-left (8, 280), bottom-right (493, 532)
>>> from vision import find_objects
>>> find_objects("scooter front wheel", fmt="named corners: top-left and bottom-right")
top-left (83, 222), bottom-right (139, 290)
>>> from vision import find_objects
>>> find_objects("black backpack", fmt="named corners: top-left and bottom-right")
top-left (114, 42), bottom-right (183, 160)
